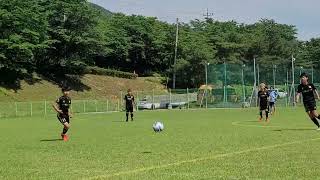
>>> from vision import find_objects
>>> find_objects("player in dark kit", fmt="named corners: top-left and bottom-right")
top-left (52, 87), bottom-right (72, 141)
top-left (258, 83), bottom-right (270, 122)
top-left (296, 73), bottom-right (320, 130)
top-left (124, 89), bottom-right (135, 122)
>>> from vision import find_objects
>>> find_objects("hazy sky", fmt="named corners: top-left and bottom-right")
top-left (90, 0), bottom-right (320, 40)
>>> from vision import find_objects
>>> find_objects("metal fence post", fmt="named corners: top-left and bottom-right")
top-left (117, 99), bottom-right (120, 112)
top-left (15, 102), bottom-right (18, 117)
top-left (44, 100), bottom-right (47, 116)
top-left (83, 100), bottom-right (86, 113)
top-left (152, 89), bottom-right (155, 105)
top-left (107, 99), bottom-right (109, 112)
top-left (30, 102), bottom-right (33, 116)
top-left (136, 91), bottom-right (139, 112)
top-left (187, 88), bottom-right (190, 109)
top-left (169, 89), bottom-right (172, 104)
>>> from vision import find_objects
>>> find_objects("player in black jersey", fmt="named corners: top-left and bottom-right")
top-left (52, 87), bottom-right (72, 141)
top-left (258, 83), bottom-right (270, 122)
top-left (124, 89), bottom-right (135, 122)
top-left (296, 73), bottom-right (320, 130)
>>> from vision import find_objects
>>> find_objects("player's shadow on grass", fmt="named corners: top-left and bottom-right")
top-left (112, 120), bottom-right (127, 123)
top-left (142, 151), bottom-right (152, 154)
top-left (245, 120), bottom-right (260, 122)
top-left (40, 139), bottom-right (63, 142)
top-left (273, 128), bottom-right (314, 132)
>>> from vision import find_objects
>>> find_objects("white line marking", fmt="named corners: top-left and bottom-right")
top-left (85, 137), bottom-right (320, 180)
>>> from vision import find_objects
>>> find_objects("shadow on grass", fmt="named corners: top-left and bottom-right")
top-left (40, 139), bottom-right (63, 142)
top-left (142, 151), bottom-right (152, 154)
top-left (273, 128), bottom-right (314, 132)
top-left (243, 120), bottom-right (260, 123)
top-left (112, 120), bottom-right (127, 123)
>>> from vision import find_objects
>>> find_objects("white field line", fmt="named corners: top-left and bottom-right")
top-left (85, 137), bottom-right (320, 180)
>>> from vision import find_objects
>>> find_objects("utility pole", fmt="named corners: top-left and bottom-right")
top-left (203, 8), bottom-right (214, 20)
top-left (291, 55), bottom-right (296, 105)
top-left (172, 18), bottom-right (179, 89)
top-left (205, 62), bottom-right (210, 109)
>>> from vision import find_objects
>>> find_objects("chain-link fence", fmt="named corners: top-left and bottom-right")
top-left (0, 90), bottom-right (198, 118)
top-left (204, 63), bottom-right (320, 108)
top-left (1, 62), bottom-right (319, 118)
top-left (0, 100), bottom-right (121, 118)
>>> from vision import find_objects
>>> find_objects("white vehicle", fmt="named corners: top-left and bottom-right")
top-left (137, 100), bottom-right (187, 110)
top-left (137, 101), bottom-right (160, 110)
top-left (170, 102), bottom-right (187, 109)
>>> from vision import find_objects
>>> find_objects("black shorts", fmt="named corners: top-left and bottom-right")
top-left (269, 102), bottom-right (275, 107)
top-left (260, 104), bottom-right (269, 111)
top-left (126, 106), bottom-right (134, 113)
top-left (304, 101), bottom-right (317, 112)
top-left (57, 114), bottom-right (70, 124)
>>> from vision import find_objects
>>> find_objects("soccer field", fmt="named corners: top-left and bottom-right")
top-left (1, 108), bottom-right (320, 180)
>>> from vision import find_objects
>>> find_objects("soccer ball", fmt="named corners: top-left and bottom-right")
top-left (153, 122), bottom-right (164, 132)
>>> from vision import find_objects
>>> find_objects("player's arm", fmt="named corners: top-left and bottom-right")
top-left (68, 101), bottom-right (73, 118)
top-left (296, 85), bottom-right (302, 103)
top-left (52, 102), bottom-right (63, 114)
top-left (123, 96), bottom-right (127, 110)
top-left (132, 96), bottom-right (136, 106)
top-left (311, 84), bottom-right (320, 100)
top-left (68, 110), bottom-right (73, 118)
top-left (295, 93), bottom-right (301, 103)
top-left (315, 90), bottom-right (320, 100)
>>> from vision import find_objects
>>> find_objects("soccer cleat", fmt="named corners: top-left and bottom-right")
top-left (61, 134), bottom-right (64, 140)
top-left (266, 118), bottom-right (270, 123)
top-left (259, 118), bottom-right (262, 122)
top-left (63, 135), bottom-right (69, 141)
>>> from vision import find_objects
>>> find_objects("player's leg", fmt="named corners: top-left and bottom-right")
top-left (126, 106), bottom-right (129, 122)
top-left (307, 110), bottom-right (320, 129)
top-left (62, 122), bottom-right (70, 141)
top-left (273, 103), bottom-right (276, 114)
top-left (309, 110), bottom-right (320, 129)
top-left (259, 109), bottom-right (263, 122)
top-left (269, 102), bottom-right (274, 115)
top-left (265, 107), bottom-right (270, 122)
top-left (130, 106), bottom-right (134, 121)
top-left (58, 114), bottom-right (70, 141)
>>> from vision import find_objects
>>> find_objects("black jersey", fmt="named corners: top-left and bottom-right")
top-left (124, 94), bottom-right (134, 107)
top-left (297, 83), bottom-right (316, 103)
top-left (258, 90), bottom-right (269, 106)
top-left (56, 96), bottom-right (71, 114)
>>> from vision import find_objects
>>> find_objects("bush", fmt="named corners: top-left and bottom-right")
top-left (85, 67), bottom-right (138, 79)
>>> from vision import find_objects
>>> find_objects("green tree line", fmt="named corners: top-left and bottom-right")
top-left (1, 0), bottom-right (319, 88)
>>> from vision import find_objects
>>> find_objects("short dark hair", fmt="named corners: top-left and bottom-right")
top-left (300, 72), bottom-right (309, 78)
top-left (61, 87), bottom-right (71, 92)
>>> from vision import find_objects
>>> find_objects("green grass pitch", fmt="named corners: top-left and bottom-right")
top-left (1, 108), bottom-right (320, 179)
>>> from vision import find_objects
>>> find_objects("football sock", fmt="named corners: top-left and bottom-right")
top-left (317, 115), bottom-right (320, 120)
top-left (126, 113), bottom-right (129, 121)
top-left (311, 118), bottom-right (320, 127)
top-left (260, 111), bottom-right (263, 118)
top-left (62, 127), bottom-right (68, 135)
top-left (131, 113), bottom-right (133, 120)
top-left (266, 111), bottom-right (269, 119)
